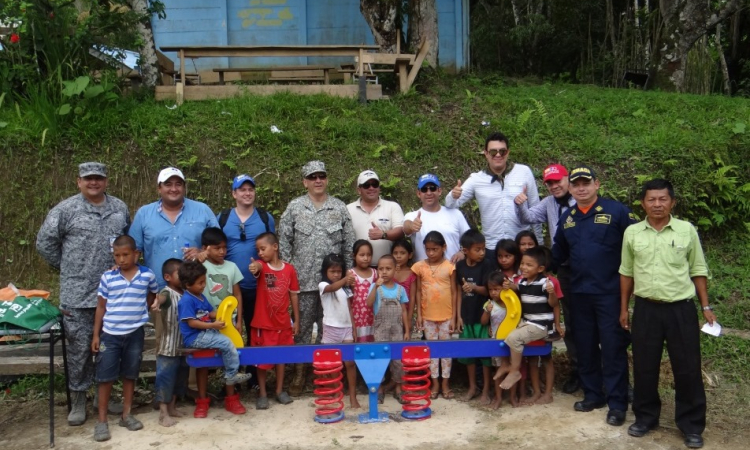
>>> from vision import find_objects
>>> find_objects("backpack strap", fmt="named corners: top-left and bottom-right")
top-left (218, 207), bottom-right (271, 234)
top-left (218, 208), bottom-right (231, 229)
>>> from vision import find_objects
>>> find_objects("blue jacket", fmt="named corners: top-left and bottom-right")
top-left (552, 197), bottom-right (637, 295)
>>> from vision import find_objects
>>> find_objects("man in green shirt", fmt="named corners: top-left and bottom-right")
top-left (619, 178), bottom-right (717, 449)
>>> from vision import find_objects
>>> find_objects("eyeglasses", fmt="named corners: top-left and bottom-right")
top-left (305, 173), bottom-right (327, 181)
top-left (239, 223), bottom-right (246, 241)
top-left (360, 181), bottom-right (380, 189)
top-left (420, 185), bottom-right (439, 193)
top-left (487, 148), bottom-right (509, 158)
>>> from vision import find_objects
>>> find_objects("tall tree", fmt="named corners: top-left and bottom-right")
top-left (408, 0), bottom-right (438, 66)
top-left (128, 0), bottom-right (163, 88)
top-left (359, 0), bottom-right (399, 53)
top-left (657, 0), bottom-right (742, 92)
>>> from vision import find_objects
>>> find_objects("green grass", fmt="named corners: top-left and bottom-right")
top-left (1, 73), bottom-right (749, 415)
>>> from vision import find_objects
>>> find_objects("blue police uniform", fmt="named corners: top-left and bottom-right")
top-left (552, 196), bottom-right (637, 412)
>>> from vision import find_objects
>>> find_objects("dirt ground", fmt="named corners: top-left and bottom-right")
top-left (1, 389), bottom-right (748, 450)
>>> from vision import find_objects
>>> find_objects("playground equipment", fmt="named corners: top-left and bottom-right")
top-left (186, 289), bottom-right (549, 423)
top-left (400, 346), bottom-right (432, 420)
top-left (216, 296), bottom-right (244, 348)
top-left (312, 349), bottom-right (345, 424)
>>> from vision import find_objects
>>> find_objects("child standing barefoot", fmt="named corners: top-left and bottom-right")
top-left (482, 271), bottom-right (507, 410)
top-left (412, 231), bottom-right (457, 400)
top-left (318, 254), bottom-right (360, 409)
top-left (350, 240), bottom-right (377, 342)
top-left (151, 259), bottom-right (188, 427)
top-left (367, 255), bottom-right (410, 404)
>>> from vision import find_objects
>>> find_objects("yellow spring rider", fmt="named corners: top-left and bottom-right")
top-left (495, 289), bottom-right (522, 340)
top-left (215, 296), bottom-right (244, 348)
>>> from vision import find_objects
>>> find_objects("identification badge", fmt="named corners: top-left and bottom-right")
top-left (594, 214), bottom-right (611, 224)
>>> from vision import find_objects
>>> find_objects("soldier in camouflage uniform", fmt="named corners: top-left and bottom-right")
top-left (36, 162), bottom-right (130, 426)
top-left (278, 160), bottom-right (356, 396)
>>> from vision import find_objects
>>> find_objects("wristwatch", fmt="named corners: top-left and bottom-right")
top-left (382, 231), bottom-right (387, 240)
top-left (702, 305), bottom-right (713, 311)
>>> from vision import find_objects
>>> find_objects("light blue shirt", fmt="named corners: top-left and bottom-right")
top-left (367, 283), bottom-right (408, 315)
top-left (98, 265), bottom-right (158, 335)
top-left (221, 209), bottom-right (276, 290)
top-left (129, 199), bottom-right (219, 287)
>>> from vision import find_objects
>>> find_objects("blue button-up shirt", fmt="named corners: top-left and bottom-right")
top-left (129, 198), bottom-right (219, 287)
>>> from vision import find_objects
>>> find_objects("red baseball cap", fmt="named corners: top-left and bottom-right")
top-left (543, 164), bottom-right (568, 182)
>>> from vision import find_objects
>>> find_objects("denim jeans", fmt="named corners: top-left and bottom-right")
top-left (190, 329), bottom-right (240, 379)
top-left (155, 355), bottom-right (189, 403)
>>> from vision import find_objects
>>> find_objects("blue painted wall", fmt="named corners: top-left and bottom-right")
top-left (153, 0), bottom-right (468, 71)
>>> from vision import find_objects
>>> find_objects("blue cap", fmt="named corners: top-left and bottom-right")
top-left (232, 174), bottom-right (256, 190)
top-left (417, 173), bottom-right (440, 189)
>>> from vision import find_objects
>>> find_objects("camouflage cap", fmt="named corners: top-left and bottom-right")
top-left (301, 160), bottom-right (327, 178)
top-left (78, 162), bottom-right (107, 178)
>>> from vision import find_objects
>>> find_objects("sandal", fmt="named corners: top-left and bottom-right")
top-left (256, 396), bottom-right (269, 410)
top-left (430, 391), bottom-right (440, 400)
top-left (94, 422), bottom-right (111, 442)
top-left (275, 391), bottom-right (293, 405)
top-left (118, 414), bottom-right (143, 431)
top-left (442, 390), bottom-right (455, 400)
top-left (394, 391), bottom-right (409, 405)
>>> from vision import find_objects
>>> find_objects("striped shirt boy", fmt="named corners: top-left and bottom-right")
top-left (97, 265), bottom-right (158, 335)
top-left (518, 276), bottom-right (554, 332)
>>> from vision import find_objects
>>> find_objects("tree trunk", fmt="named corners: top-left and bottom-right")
top-left (128, 0), bottom-right (159, 88)
top-left (715, 23), bottom-right (731, 95)
top-left (359, 0), bottom-right (399, 53)
top-left (408, 0), bottom-right (438, 67)
top-left (657, 0), bottom-right (740, 92)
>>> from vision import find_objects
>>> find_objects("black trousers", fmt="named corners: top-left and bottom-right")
top-left (571, 293), bottom-right (630, 411)
top-left (631, 297), bottom-right (706, 434)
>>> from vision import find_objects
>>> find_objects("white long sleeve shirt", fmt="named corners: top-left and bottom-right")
top-left (444, 164), bottom-right (542, 249)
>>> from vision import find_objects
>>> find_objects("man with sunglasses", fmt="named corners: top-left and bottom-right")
top-left (446, 131), bottom-right (542, 252)
top-left (347, 170), bottom-right (405, 265)
top-left (514, 164), bottom-right (581, 394)
top-left (403, 174), bottom-right (470, 262)
top-left (220, 174), bottom-right (276, 388)
top-left (278, 160), bottom-right (356, 396)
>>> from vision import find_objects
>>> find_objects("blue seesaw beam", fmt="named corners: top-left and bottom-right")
top-left (185, 339), bottom-right (552, 368)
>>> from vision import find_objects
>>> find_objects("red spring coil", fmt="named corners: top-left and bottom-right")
top-left (312, 350), bottom-right (345, 418)
top-left (401, 346), bottom-right (431, 415)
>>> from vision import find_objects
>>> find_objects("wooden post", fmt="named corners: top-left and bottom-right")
top-left (358, 48), bottom-right (364, 77)
top-left (178, 49), bottom-right (186, 105)
top-left (397, 29), bottom-right (401, 55)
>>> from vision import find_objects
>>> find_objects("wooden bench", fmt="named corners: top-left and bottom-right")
top-left (213, 65), bottom-right (334, 85)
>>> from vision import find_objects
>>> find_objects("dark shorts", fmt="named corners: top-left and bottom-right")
top-left (95, 327), bottom-right (145, 383)
top-left (458, 323), bottom-right (492, 366)
top-left (250, 327), bottom-right (294, 370)
top-left (155, 355), bottom-right (189, 403)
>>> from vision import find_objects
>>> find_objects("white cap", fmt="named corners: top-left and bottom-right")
top-left (357, 170), bottom-right (379, 186)
top-left (157, 167), bottom-right (185, 185)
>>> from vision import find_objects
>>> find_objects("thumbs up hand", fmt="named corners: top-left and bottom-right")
top-left (411, 211), bottom-right (423, 233)
top-left (461, 277), bottom-right (474, 294)
top-left (451, 179), bottom-right (463, 199)
top-left (546, 278), bottom-right (555, 294)
top-left (515, 185), bottom-right (528, 205)
top-left (368, 221), bottom-right (384, 240)
top-left (249, 257), bottom-right (262, 276)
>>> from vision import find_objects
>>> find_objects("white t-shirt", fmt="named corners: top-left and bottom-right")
top-left (319, 282), bottom-right (353, 328)
top-left (403, 206), bottom-right (470, 262)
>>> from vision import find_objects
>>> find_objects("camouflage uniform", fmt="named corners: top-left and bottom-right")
top-left (278, 164), bottom-right (355, 345)
top-left (36, 165), bottom-right (129, 392)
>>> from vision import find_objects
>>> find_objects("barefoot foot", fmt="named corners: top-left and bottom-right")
top-left (535, 393), bottom-right (553, 405)
top-left (460, 388), bottom-right (477, 402)
top-left (158, 412), bottom-right (178, 427)
top-left (478, 394), bottom-right (492, 406)
top-left (500, 371), bottom-right (523, 390)
top-left (167, 407), bottom-right (185, 418)
top-left (349, 398), bottom-right (361, 409)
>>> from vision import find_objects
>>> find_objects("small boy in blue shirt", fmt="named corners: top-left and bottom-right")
top-left (177, 260), bottom-right (251, 418)
top-left (92, 235), bottom-right (158, 442)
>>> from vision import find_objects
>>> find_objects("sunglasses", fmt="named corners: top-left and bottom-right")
top-left (360, 181), bottom-right (380, 189)
top-left (487, 148), bottom-right (509, 158)
top-left (239, 223), bottom-right (246, 241)
top-left (420, 185), bottom-right (439, 193)
top-left (306, 173), bottom-right (327, 181)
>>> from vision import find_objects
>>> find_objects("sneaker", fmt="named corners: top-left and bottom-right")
top-left (225, 372), bottom-right (253, 386)
top-left (194, 398), bottom-right (210, 418)
top-left (545, 331), bottom-right (562, 342)
top-left (93, 422), bottom-right (111, 442)
top-left (118, 415), bottom-right (143, 431)
top-left (224, 394), bottom-right (247, 415)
